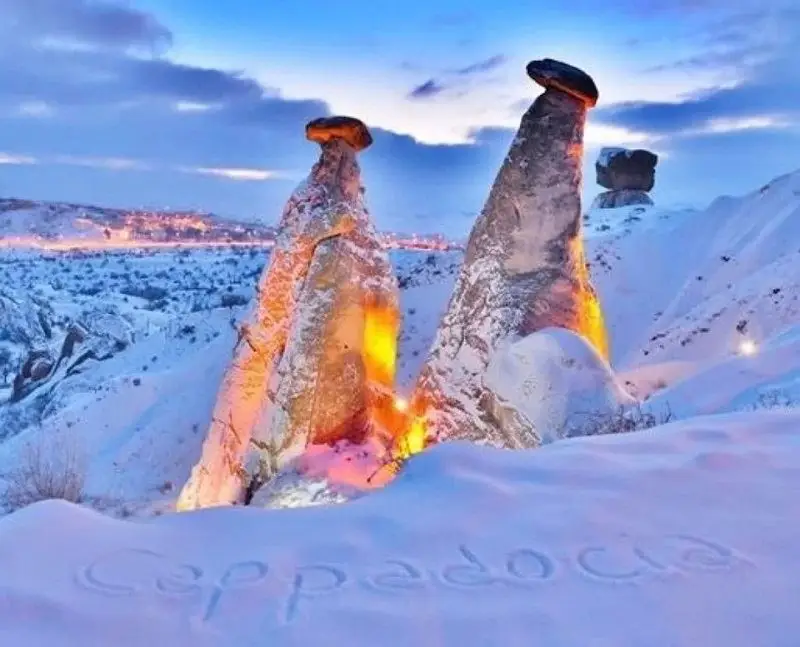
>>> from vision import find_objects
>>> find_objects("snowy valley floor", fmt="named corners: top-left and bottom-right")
top-left (1, 410), bottom-right (799, 646)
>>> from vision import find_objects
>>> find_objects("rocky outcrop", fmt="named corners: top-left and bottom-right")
top-left (593, 147), bottom-right (658, 209)
top-left (484, 328), bottom-right (634, 445)
top-left (407, 59), bottom-right (608, 449)
top-left (178, 116), bottom-right (399, 511)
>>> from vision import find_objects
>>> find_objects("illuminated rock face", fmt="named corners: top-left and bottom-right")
top-left (178, 117), bottom-right (398, 510)
top-left (409, 59), bottom-right (608, 449)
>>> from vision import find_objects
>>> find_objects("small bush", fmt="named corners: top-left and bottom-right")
top-left (563, 403), bottom-right (674, 439)
top-left (749, 390), bottom-right (797, 410)
top-left (0, 437), bottom-right (87, 512)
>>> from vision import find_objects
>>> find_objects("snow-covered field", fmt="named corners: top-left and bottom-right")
top-left (0, 169), bottom-right (798, 645)
top-left (2, 410), bottom-right (799, 646)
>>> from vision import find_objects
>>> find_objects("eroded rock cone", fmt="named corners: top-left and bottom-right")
top-left (178, 116), bottom-right (399, 510)
top-left (408, 59), bottom-right (608, 448)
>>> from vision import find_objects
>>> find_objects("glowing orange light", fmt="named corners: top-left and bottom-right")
top-left (570, 236), bottom-right (609, 360)
top-left (393, 397), bottom-right (409, 412)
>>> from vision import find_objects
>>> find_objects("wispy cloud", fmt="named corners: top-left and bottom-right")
top-left (16, 101), bottom-right (55, 118)
top-left (455, 55), bottom-right (507, 76)
top-left (0, 152), bottom-right (37, 165)
top-left (407, 54), bottom-right (507, 102)
top-left (185, 167), bottom-right (287, 181)
top-left (0, 151), bottom-right (287, 182)
top-left (407, 79), bottom-right (447, 100)
top-left (51, 155), bottom-right (150, 170)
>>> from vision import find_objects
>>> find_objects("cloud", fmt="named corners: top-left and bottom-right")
top-left (407, 54), bottom-right (507, 102)
top-left (0, 152), bottom-right (37, 165)
top-left (50, 155), bottom-right (150, 171)
top-left (407, 79), bottom-right (447, 100)
top-left (16, 101), bottom-right (56, 118)
top-left (594, 6), bottom-right (799, 138)
top-left (2, 0), bottom-right (172, 53)
top-left (455, 55), bottom-right (507, 76)
top-left (186, 167), bottom-right (286, 182)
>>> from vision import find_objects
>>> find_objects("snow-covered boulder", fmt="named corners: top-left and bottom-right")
top-left (249, 440), bottom-right (386, 509)
top-left (485, 328), bottom-right (634, 446)
top-left (410, 59), bottom-right (608, 447)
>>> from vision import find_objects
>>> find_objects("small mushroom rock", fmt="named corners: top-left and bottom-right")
top-left (407, 59), bottom-right (608, 450)
top-left (592, 147), bottom-right (658, 209)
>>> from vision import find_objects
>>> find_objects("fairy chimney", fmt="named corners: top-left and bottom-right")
top-left (178, 116), bottom-right (399, 510)
top-left (407, 59), bottom-right (608, 450)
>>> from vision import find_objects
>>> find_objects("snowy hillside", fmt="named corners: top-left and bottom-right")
top-left (0, 171), bottom-right (798, 513)
top-left (586, 170), bottom-right (799, 414)
top-left (0, 247), bottom-right (460, 513)
top-left (0, 169), bottom-right (797, 644)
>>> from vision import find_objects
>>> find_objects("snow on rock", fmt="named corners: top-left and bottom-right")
top-left (179, 117), bottom-right (399, 510)
top-left (591, 188), bottom-right (654, 209)
top-left (0, 287), bottom-right (56, 392)
top-left (411, 59), bottom-right (608, 448)
top-left (485, 328), bottom-right (635, 445)
top-left (0, 409), bottom-right (799, 646)
top-left (249, 439), bottom-right (389, 509)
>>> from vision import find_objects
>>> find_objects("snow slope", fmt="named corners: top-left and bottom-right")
top-left (0, 248), bottom-right (459, 512)
top-left (586, 171), bottom-right (800, 410)
top-left (0, 170), bottom-right (797, 513)
top-left (0, 409), bottom-right (798, 646)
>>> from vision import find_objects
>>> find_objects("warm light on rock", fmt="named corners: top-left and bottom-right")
top-left (178, 116), bottom-right (401, 509)
top-left (409, 58), bottom-right (609, 449)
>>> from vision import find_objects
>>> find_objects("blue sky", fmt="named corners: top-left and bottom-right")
top-left (0, 0), bottom-right (798, 235)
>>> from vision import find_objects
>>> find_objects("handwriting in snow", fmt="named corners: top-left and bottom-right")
top-left (75, 534), bottom-right (747, 624)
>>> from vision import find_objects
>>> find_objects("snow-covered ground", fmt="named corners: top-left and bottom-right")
top-left (1, 410), bottom-right (798, 646)
top-left (0, 169), bottom-right (798, 644)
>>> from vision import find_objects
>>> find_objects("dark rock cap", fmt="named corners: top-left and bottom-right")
top-left (596, 147), bottom-right (658, 191)
top-left (526, 59), bottom-right (599, 108)
top-left (306, 116), bottom-right (373, 151)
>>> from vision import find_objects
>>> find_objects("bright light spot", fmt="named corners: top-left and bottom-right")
top-left (738, 339), bottom-right (758, 356)
top-left (393, 397), bottom-right (409, 413)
